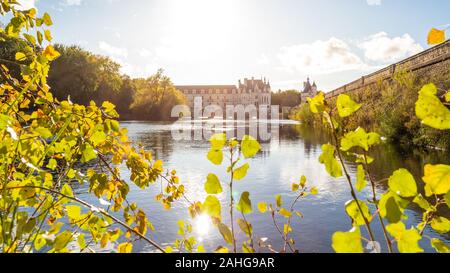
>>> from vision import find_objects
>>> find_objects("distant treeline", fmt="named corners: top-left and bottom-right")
top-left (1, 35), bottom-right (305, 121)
top-left (0, 39), bottom-right (186, 121)
top-left (271, 90), bottom-right (302, 107)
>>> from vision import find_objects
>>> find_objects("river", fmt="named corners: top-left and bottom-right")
top-left (80, 119), bottom-right (450, 253)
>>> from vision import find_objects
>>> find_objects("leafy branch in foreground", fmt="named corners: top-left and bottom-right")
top-left (307, 81), bottom-right (450, 253)
top-left (0, 0), bottom-right (185, 253)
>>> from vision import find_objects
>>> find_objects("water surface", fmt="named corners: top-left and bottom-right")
top-left (84, 120), bottom-right (450, 253)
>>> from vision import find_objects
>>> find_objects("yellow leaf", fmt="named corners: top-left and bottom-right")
top-left (257, 202), bottom-right (267, 213)
top-left (43, 45), bottom-right (60, 61)
top-left (15, 52), bottom-right (26, 61)
top-left (422, 164), bottom-right (450, 196)
top-left (210, 133), bottom-right (226, 149)
top-left (332, 227), bottom-right (363, 253)
top-left (202, 195), bottom-right (221, 220)
top-left (233, 163), bottom-right (249, 181)
top-left (279, 208), bottom-right (292, 218)
top-left (337, 94), bottom-right (362, 118)
top-left (427, 28), bottom-right (446, 45)
top-left (415, 83), bottom-right (450, 130)
top-left (236, 191), bottom-right (252, 214)
top-left (240, 135), bottom-right (261, 158)
top-left (386, 222), bottom-right (423, 253)
top-left (204, 173), bottom-right (222, 194)
top-left (118, 242), bottom-right (133, 253)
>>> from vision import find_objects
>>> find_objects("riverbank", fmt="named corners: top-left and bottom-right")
top-left (290, 70), bottom-right (450, 151)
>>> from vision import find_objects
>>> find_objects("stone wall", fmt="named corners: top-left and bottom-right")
top-left (325, 40), bottom-right (450, 99)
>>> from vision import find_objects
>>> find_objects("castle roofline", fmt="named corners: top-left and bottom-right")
top-left (175, 85), bottom-right (237, 89)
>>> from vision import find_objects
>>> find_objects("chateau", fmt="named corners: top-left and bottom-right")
top-left (175, 77), bottom-right (271, 110)
top-left (300, 77), bottom-right (318, 103)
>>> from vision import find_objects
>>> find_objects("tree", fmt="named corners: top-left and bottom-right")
top-left (130, 70), bottom-right (187, 121)
top-left (271, 90), bottom-right (302, 108)
top-left (48, 45), bottom-right (122, 106)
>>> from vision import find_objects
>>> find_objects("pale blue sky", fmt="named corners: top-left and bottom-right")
top-left (13, 0), bottom-right (450, 91)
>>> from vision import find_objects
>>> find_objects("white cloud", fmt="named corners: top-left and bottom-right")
top-left (366, 0), bottom-right (382, 6)
top-left (358, 32), bottom-right (423, 63)
top-left (139, 49), bottom-right (152, 58)
top-left (277, 37), bottom-right (366, 75)
top-left (257, 53), bottom-right (270, 65)
top-left (64, 0), bottom-right (82, 6)
top-left (15, 0), bottom-right (36, 10)
top-left (98, 41), bottom-right (128, 58)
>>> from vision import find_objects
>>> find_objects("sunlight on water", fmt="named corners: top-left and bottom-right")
top-left (99, 121), bottom-right (450, 253)
top-left (195, 214), bottom-right (212, 241)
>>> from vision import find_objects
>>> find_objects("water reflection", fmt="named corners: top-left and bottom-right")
top-left (101, 121), bottom-right (450, 252)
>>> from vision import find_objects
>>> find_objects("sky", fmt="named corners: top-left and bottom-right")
top-left (10, 0), bottom-right (450, 91)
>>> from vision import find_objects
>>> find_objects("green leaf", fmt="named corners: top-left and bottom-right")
top-left (386, 222), bottom-right (423, 253)
top-left (379, 191), bottom-right (408, 223)
top-left (337, 94), bottom-right (362, 118)
top-left (210, 133), bottom-right (226, 149)
top-left (81, 143), bottom-right (97, 163)
top-left (90, 130), bottom-right (106, 146)
top-left (319, 144), bottom-right (342, 178)
top-left (257, 202), bottom-right (267, 213)
top-left (77, 234), bottom-right (86, 250)
top-left (203, 195), bottom-right (221, 220)
top-left (207, 149), bottom-right (223, 165)
top-left (445, 190), bottom-right (450, 209)
top-left (233, 163), bottom-right (249, 181)
top-left (388, 168), bottom-right (417, 197)
top-left (422, 164), bottom-right (450, 196)
top-left (37, 30), bottom-right (43, 45)
top-left (54, 230), bottom-right (72, 251)
top-left (331, 227), bottom-right (363, 253)
top-left (23, 33), bottom-right (36, 45)
top-left (204, 173), bottom-right (222, 194)
top-left (307, 92), bottom-right (326, 114)
top-left (356, 165), bottom-right (367, 192)
top-left (431, 238), bottom-right (450, 253)
top-left (279, 208), bottom-right (292, 218)
top-left (34, 126), bottom-right (52, 139)
top-left (44, 29), bottom-right (52, 42)
top-left (61, 183), bottom-right (74, 198)
top-left (34, 235), bottom-right (46, 251)
top-left (345, 200), bottom-right (370, 226)
top-left (46, 158), bottom-right (57, 170)
top-left (354, 153), bottom-right (374, 164)
top-left (242, 243), bottom-right (254, 253)
top-left (241, 135), bottom-right (261, 158)
top-left (218, 223), bottom-right (233, 245)
top-left (415, 83), bottom-right (450, 130)
top-left (430, 217), bottom-right (450, 234)
top-left (340, 127), bottom-right (381, 152)
top-left (275, 194), bottom-right (282, 207)
top-left (236, 192), bottom-right (252, 214)
top-left (237, 218), bottom-right (252, 236)
top-left (413, 194), bottom-right (433, 211)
